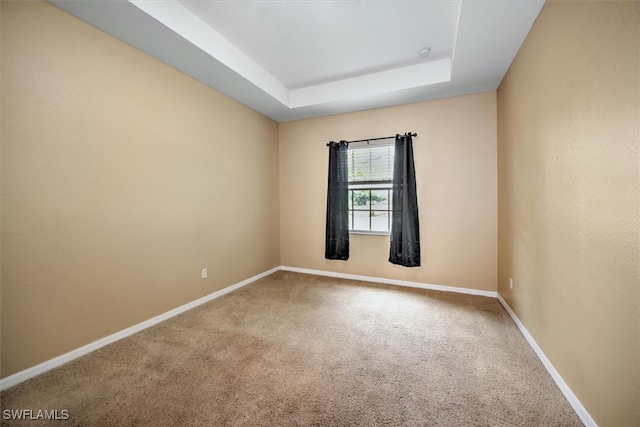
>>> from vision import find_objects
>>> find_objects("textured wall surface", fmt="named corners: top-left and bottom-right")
top-left (497, 1), bottom-right (639, 425)
top-left (280, 93), bottom-right (497, 292)
top-left (1, 1), bottom-right (280, 377)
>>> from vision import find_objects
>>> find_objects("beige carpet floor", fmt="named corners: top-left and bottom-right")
top-left (1, 271), bottom-right (582, 426)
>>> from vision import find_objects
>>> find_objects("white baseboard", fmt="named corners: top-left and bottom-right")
top-left (280, 266), bottom-right (498, 298)
top-left (0, 267), bottom-right (279, 392)
top-left (496, 294), bottom-right (596, 427)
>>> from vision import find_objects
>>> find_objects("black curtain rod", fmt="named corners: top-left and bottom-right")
top-left (327, 132), bottom-right (417, 146)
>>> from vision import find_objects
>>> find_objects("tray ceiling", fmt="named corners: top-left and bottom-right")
top-left (50, 0), bottom-right (545, 122)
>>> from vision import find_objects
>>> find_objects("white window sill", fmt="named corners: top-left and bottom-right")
top-left (349, 231), bottom-right (390, 236)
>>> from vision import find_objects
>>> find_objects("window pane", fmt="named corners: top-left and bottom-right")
top-left (371, 189), bottom-right (389, 210)
top-left (353, 211), bottom-right (370, 231)
top-left (348, 145), bottom-right (394, 182)
top-left (371, 211), bottom-right (389, 232)
top-left (348, 190), bottom-right (353, 209)
top-left (352, 190), bottom-right (370, 209)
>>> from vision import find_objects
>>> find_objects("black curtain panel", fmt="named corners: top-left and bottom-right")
top-left (389, 133), bottom-right (421, 267)
top-left (325, 141), bottom-right (350, 260)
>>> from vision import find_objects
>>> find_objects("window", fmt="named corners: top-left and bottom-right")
top-left (347, 143), bottom-right (394, 233)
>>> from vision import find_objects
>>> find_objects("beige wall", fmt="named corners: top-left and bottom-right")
top-left (280, 93), bottom-right (497, 291)
top-left (497, 1), bottom-right (639, 425)
top-left (0, 1), bottom-right (280, 377)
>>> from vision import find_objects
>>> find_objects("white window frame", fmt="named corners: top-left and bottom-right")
top-left (347, 142), bottom-right (394, 235)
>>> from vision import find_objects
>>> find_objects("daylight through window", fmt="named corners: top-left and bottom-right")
top-left (347, 143), bottom-right (394, 233)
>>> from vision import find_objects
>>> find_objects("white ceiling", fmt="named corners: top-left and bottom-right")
top-left (50, 0), bottom-right (545, 123)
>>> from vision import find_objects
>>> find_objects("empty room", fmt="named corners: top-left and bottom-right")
top-left (1, 0), bottom-right (638, 426)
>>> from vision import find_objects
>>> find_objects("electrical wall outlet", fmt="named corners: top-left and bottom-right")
top-left (509, 277), bottom-right (513, 290)
top-left (202, 268), bottom-right (208, 279)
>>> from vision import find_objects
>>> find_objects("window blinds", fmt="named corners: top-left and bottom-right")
top-left (347, 144), bottom-right (394, 183)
